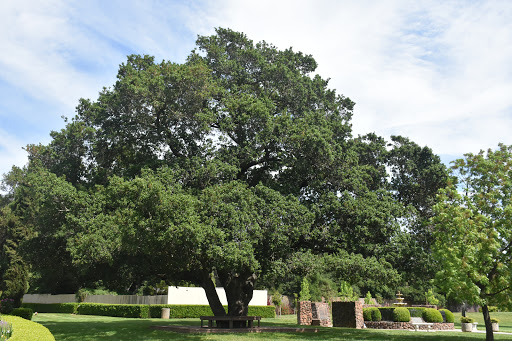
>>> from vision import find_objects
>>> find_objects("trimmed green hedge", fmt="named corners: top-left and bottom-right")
top-left (149, 305), bottom-right (275, 318)
top-left (2, 315), bottom-right (55, 341)
top-left (392, 307), bottom-right (410, 322)
top-left (377, 307), bottom-right (394, 321)
top-left (422, 308), bottom-right (443, 323)
top-left (363, 307), bottom-right (381, 321)
top-left (407, 307), bottom-right (426, 318)
top-left (439, 309), bottom-right (454, 323)
top-left (21, 303), bottom-right (77, 314)
top-left (21, 303), bottom-right (275, 319)
top-left (76, 303), bottom-right (150, 318)
top-left (10, 308), bottom-right (34, 321)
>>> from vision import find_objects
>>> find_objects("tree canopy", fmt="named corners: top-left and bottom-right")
top-left (432, 143), bottom-right (512, 341)
top-left (0, 28), bottom-right (449, 315)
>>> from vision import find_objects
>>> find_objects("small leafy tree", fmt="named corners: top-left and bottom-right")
top-left (425, 288), bottom-right (439, 306)
top-left (339, 281), bottom-right (355, 301)
top-left (271, 291), bottom-right (282, 316)
top-left (432, 144), bottom-right (512, 341)
top-left (299, 277), bottom-right (311, 301)
top-left (364, 291), bottom-right (373, 305)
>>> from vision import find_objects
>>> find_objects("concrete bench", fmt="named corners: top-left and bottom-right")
top-left (200, 315), bottom-right (261, 328)
top-left (410, 317), bottom-right (433, 331)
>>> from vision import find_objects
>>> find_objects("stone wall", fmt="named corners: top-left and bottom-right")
top-left (332, 301), bottom-right (364, 329)
top-left (365, 321), bottom-right (455, 330)
top-left (311, 302), bottom-right (332, 327)
top-left (297, 301), bottom-right (312, 325)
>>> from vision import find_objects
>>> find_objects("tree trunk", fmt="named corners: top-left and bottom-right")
top-left (222, 272), bottom-right (257, 317)
top-left (201, 270), bottom-right (226, 317)
top-left (482, 304), bottom-right (494, 341)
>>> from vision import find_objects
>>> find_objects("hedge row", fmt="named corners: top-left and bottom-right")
top-left (21, 303), bottom-right (275, 319)
top-left (21, 303), bottom-right (76, 314)
top-left (10, 308), bottom-right (34, 321)
top-left (2, 315), bottom-right (55, 341)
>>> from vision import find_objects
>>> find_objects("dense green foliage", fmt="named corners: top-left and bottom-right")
top-left (439, 309), bottom-right (455, 323)
top-left (2, 315), bottom-right (55, 341)
top-left (407, 307), bottom-right (426, 318)
top-left (422, 308), bottom-right (443, 323)
top-left (21, 303), bottom-right (77, 314)
top-left (10, 308), bottom-right (33, 320)
top-left (76, 303), bottom-right (150, 318)
top-left (20, 303), bottom-right (275, 319)
top-left (460, 316), bottom-right (474, 323)
top-left (392, 307), bottom-right (410, 322)
top-left (363, 307), bottom-right (382, 321)
top-left (0, 28), bottom-right (449, 316)
top-left (432, 143), bottom-right (512, 340)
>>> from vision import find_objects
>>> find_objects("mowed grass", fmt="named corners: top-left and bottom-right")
top-left (33, 313), bottom-right (512, 341)
top-left (453, 312), bottom-right (512, 333)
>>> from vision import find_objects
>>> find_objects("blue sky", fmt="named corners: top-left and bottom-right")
top-left (1, 0), bottom-right (512, 180)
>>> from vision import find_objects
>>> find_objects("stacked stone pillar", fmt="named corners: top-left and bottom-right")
top-left (297, 301), bottom-right (313, 325)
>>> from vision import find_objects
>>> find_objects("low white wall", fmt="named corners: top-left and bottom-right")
top-left (23, 287), bottom-right (268, 306)
top-left (167, 286), bottom-right (267, 306)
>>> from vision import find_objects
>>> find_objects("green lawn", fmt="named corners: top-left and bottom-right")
top-left (33, 313), bottom-right (512, 341)
top-left (453, 312), bottom-right (512, 333)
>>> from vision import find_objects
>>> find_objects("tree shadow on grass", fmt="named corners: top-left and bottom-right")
top-left (36, 314), bottom-right (505, 341)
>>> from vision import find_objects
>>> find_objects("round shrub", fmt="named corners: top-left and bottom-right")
top-left (363, 308), bottom-right (372, 321)
top-left (370, 307), bottom-right (382, 321)
top-left (393, 307), bottom-right (410, 322)
top-left (460, 316), bottom-right (474, 323)
top-left (363, 307), bottom-right (381, 321)
top-left (438, 309), bottom-right (454, 323)
top-left (422, 308), bottom-right (443, 323)
top-left (491, 318), bottom-right (499, 324)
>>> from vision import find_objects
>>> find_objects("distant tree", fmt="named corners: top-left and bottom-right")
top-left (299, 277), bottom-right (311, 301)
top-left (432, 144), bottom-right (512, 341)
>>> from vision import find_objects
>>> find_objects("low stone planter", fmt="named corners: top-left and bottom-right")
top-left (365, 321), bottom-right (454, 331)
top-left (492, 323), bottom-right (499, 332)
top-left (461, 322), bottom-right (473, 332)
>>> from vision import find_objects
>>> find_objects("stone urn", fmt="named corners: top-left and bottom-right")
top-left (460, 317), bottom-right (474, 332)
top-left (461, 322), bottom-right (473, 332)
top-left (492, 321), bottom-right (499, 332)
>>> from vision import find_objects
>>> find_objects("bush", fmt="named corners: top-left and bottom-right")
top-left (148, 305), bottom-right (275, 319)
top-left (2, 315), bottom-right (55, 341)
top-left (392, 307), bottom-right (410, 322)
top-left (407, 307), bottom-right (426, 318)
top-left (0, 298), bottom-right (15, 314)
top-left (422, 308), bottom-right (443, 323)
top-left (10, 308), bottom-right (33, 320)
top-left (438, 309), bottom-right (454, 323)
top-left (21, 302), bottom-right (276, 319)
top-left (21, 303), bottom-right (77, 314)
top-left (491, 318), bottom-right (499, 323)
top-left (460, 316), bottom-right (474, 323)
top-left (76, 303), bottom-right (150, 318)
top-left (363, 307), bottom-right (381, 321)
